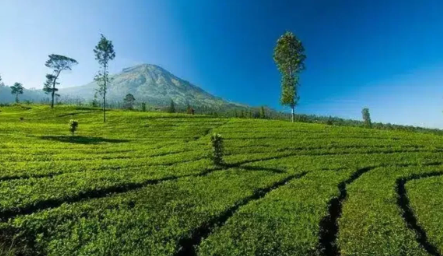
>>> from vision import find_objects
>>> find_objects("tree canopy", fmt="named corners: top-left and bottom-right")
top-left (273, 31), bottom-right (306, 122)
top-left (43, 74), bottom-right (58, 94)
top-left (94, 34), bottom-right (116, 122)
top-left (45, 54), bottom-right (78, 72)
top-left (10, 82), bottom-right (24, 103)
top-left (94, 34), bottom-right (116, 67)
top-left (44, 54), bottom-right (78, 108)
top-left (362, 108), bottom-right (372, 128)
top-left (123, 93), bottom-right (136, 109)
top-left (169, 99), bottom-right (176, 113)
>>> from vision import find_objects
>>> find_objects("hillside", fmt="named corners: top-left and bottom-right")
top-left (1, 105), bottom-right (443, 255)
top-left (1, 64), bottom-right (247, 110)
top-left (0, 85), bottom-right (47, 103)
top-left (60, 64), bottom-right (246, 109)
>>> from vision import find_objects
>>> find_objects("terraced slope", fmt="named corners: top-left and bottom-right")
top-left (1, 105), bottom-right (443, 255)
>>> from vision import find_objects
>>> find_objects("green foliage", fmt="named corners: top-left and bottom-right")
top-left (168, 99), bottom-right (176, 113)
top-left (211, 133), bottom-right (224, 165)
top-left (94, 34), bottom-right (116, 67)
top-left (69, 119), bottom-right (78, 136)
top-left (259, 106), bottom-right (266, 119)
top-left (123, 93), bottom-right (136, 110)
top-left (141, 102), bottom-right (146, 112)
top-left (199, 171), bottom-right (349, 256)
top-left (273, 31), bottom-right (306, 122)
top-left (44, 54), bottom-right (78, 109)
top-left (5, 170), bottom-right (287, 256)
top-left (407, 175), bottom-right (443, 253)
top-left (362, 107), bottom-right (372, 128)
top-left (10, 82), bottom-right (24, 103)
top-left (45, 54), bottom-right (78, 71)
top-left (94, 34), bottom-right (116, 122)
top-left (43, 74), bottom-right (57, 94)
top-left (1, 106), bottom-right (443, 255)
top-left (338, 165), bottom-right (436, 255)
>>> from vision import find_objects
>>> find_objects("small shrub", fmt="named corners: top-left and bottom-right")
top-left (210, 133), bottom-right (224, 165)
top-left (69, 119), bottom-right (79, 136)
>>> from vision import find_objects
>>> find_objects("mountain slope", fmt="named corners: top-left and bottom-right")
top-left (60, 64), bottom-right (244, 109)
top-left (0, 85), bottom-right (47, 103)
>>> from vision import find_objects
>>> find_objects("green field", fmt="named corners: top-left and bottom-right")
top-left (1, 105), bottom-right (443, 256)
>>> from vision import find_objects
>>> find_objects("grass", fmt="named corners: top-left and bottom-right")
top-left (1, 104), bottom-right (443, 255)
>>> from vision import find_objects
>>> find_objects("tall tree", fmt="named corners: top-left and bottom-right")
top-left (273, 31), bottom-right (306, 122)
top-left (44, 54), bottom-right (78, 109)
top-left (94, 34), bottom-right (116, 123)
top-left (10, 82), bottom-right (24, 103)
top-left (43, 74), bottom-right (58, 101)
top-left (123, 93), bottom-right (136, 109)
top-left (362, 108), bottom-right (372, 128)
top-left (169, 99), bottom-right (176, 113)
top-left (260, 106), bottom-right (266, 119)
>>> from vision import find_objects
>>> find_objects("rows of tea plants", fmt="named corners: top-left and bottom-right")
top-left (1, 169), bottom-right (301, 255)
top-left (1, 105), bottom-right (443, 255)
top-left (5, 150), bottom-right (441, 222)
top-left (198, 169), bottom-right (353, 256)
top-left (406, 174), bottom-right (443, 255)
top-left (338, 165), bottom-right (443, 255)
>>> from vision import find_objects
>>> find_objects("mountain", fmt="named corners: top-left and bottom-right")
top-left (60, 64), bottom-right (245, 109)
top-left (0, 85), bottom-right (47, 103)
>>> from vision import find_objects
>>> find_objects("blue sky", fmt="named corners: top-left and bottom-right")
top-left (1, 0), bottom-right (443, 128)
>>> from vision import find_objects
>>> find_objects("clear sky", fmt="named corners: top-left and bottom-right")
top-left (1, 0), bottom-right (443, 128)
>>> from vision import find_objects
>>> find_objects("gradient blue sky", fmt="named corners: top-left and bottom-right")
top-left (1, 0), bottom-right (443, 128)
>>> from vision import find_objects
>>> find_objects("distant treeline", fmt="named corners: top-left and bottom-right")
top-left (291, 114), bottom-right (443, 135)
top-left (1, 98), bottom-right (442, 136)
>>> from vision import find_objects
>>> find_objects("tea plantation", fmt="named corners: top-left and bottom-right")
top-left (1, 105), bottom-right (443, 256)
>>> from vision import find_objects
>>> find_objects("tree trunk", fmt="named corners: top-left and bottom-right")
top-left (51, 89), bottom-right (55, 109)
top-left (51, 73), bottom-right (60, 109)
top-left (291, 106), bottom-right (295, 123)
top-left (103, 65), bottom-right (107, 123)
top-left (103, 92), bottom-right (106, 123)
top-left (15, 94), bottom-right (18, 103)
